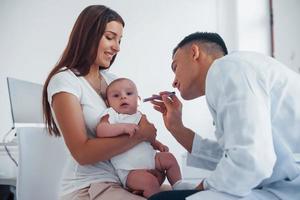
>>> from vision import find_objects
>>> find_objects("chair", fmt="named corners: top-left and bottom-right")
top-left (17, 127), bottom-right (68, 200)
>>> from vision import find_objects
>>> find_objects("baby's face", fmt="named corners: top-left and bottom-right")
top-left (106, 79), bottom-right (139, 114)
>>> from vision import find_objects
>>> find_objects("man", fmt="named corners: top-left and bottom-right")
top-left (149, 32), bottom-right (300, 200)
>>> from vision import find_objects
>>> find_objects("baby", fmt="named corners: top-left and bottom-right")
top-left (96, 78), bottom-right (193, 197)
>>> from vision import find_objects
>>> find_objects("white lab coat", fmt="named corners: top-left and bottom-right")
top-left (186, 51), bottom-right (300, 200)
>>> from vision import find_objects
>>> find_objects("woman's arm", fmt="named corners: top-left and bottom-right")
top-left (52, 92), bottom-right (156, 165)
top-left (96, 115), bottom-right (139, 138)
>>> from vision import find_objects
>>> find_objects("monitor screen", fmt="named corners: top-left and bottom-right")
top-left (7, 77), bottom-right (44, 127)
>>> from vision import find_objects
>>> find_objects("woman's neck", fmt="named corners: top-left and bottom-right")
top-left (85, 66), bottom-right (102, 92)
top-left (87, 65), bottom-right (101, 79)
top-left (84, 66), bottom-right (108, 99)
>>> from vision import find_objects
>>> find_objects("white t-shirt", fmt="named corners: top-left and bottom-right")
top-left (102, 108), bottom-right (156, 170)
top-left (47, 69), bottom-right (120, 196)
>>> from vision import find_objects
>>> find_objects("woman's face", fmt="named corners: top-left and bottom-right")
top-left (95, 21), bottom-right (123, 68)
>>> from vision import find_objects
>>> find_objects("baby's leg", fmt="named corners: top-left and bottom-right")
top-left (155, 152), bottom-right (182, 185)
top-left (126, 169), bottom-right (160, 198)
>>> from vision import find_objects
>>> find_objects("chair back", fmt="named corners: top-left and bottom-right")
top-left (17, 127), bottom-right (68, 200)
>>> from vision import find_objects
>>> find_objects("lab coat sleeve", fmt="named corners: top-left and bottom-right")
top-left (204, 59), bottom-right (277, 197)
top-left (187, 133), bottom-right (223, 170)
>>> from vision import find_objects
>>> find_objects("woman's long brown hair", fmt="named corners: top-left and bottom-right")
top-left (42, 5), bottom-right (125, 136)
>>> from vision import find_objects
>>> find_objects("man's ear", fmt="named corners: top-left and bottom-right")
top-left (191, 44), bottom-right (200, 60)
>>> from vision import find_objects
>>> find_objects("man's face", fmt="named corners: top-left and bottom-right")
top-left (171, 46), bottom-right (204, 100)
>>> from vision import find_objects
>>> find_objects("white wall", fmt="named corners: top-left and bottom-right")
top-left (273, 0), bottom-right (300, 73)
top-left (235, 0), bottom-right (271, 55)
top-left (0, 0), bottom-right (272, 166)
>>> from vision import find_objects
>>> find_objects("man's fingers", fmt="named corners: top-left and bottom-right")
top-left (161, 94), bottom-right (173, 109)
top-left (170, 93), bottom-right (180, 103)
top-left (153, 106), bottom-right (164, 114)
top-left (150, 99), bottom-right (164, 106)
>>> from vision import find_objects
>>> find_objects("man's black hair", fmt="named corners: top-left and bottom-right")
top-left (173, 32), bottom-right (228, 56)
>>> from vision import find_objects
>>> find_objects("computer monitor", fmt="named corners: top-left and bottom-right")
top-left (7, 77), bottom-right (44, 127)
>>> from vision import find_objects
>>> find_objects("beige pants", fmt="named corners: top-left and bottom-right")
top-left (60, 182), bottom-right (146, 200)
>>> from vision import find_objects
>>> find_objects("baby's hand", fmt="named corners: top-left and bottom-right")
top-left (122, 124), bottom-right (139, 137)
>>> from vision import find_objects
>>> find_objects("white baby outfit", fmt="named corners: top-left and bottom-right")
top-left (102, 108), bottom-right (157, 186)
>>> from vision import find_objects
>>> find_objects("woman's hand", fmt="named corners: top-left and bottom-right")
top-left (135, 115), bottom-right (157, 143)
top-left (152, 140), bottom-right (169, 152)
top-left (151, 92), bottom-right (184, 132)
top-left (121, 123), bottom-right (139, 137)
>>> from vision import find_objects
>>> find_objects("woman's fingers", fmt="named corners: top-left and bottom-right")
top-left (138, 115), bottom-right (157, 141)
top-left (140, 114), bottom-right (149, 123)
top-left (164, 145), bottom-right (169, 152)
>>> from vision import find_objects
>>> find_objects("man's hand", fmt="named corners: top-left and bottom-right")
top-left (150, 92), bottom-right (195, 153)
top-left (151, 92), bottom-right (184, 132)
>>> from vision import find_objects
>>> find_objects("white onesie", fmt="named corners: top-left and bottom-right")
top-left (102, 107), bottom-right (157, 186)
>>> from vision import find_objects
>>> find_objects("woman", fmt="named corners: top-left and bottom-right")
top-left (42, 5), bottom-right (157, 200)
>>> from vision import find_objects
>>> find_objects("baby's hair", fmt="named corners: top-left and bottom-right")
top-left (106, 78), bottom-right (136, 96)
top-left (173, 32), bottom-right (228, 56)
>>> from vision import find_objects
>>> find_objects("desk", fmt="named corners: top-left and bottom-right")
top-left (0, 181), bottom-right (16, 200)
top-left (0, 143), bottom-right (18, 186)
top-left (0, 177), bottom-right (16, 186)
top-left (0, 143), bottom-right (17, 199)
